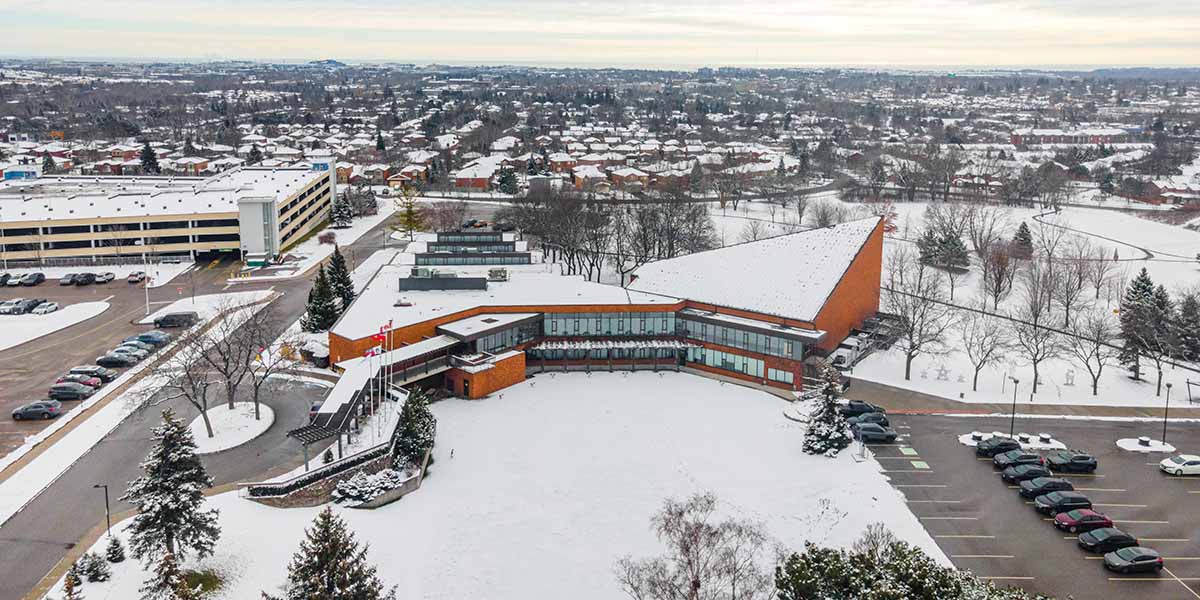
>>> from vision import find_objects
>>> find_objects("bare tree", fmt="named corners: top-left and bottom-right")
top-left (1011, 260), bottom-right (1062, 395)
top-left (1085, 246), bottom-right (1116, 301)
top-left (923, 202), bottom-right (970, 239)
top-left (809, 199), bottom-right (846, 228)
top-left (885, 247), bottom-right (957, 380)
top-left (610, 206), bottom-right (657, 287)
top-left (794, 193), bottom-right (809, 225)
top-left (615, 492), bottom-right (773, 600)
top-left (959, 306), bottom-right (1012, 392)
top-left (242, 305), bottom-right (301, 420)
top-left (965, 205), bottom-right (1008, 259)
top-left (739, 220), bottom-right (767, 244)
top-left (980, 242), bottom-right (1020, 310)
top-left (422, 201), bottom-right (468, 232)
top-left (197, 299), bottom-right (259, 410)
top-left (154, 327), bottom-right (219, 438)
top-left (1066, 310), bottom-right (1121, 396)
top-left (1053, 238), bottom-right (1092, 327)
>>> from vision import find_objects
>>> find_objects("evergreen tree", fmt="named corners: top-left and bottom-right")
top-left (183, 136), bottom-right (198, 157)
top-left (331, 195), bottom-right (354, 228)
top-left (301, 265), bottom-right (340, 333)
top-left (64, 562), bottom-right (83, 590)
top-left (916, 228), bottom-right (940, 263)
top-left (121, 409), bottom-right (220, 563)
top-left (247, 144), bottom-right (263, 165)
top-left (263, 507), bottom-right (396, 600)
top-left (802, 367), bottom-right (851, 457)
top-left (1175, 292), bottom-right (1200, 361)
top-left (106, 535), bottom-right (126, 563)
top-left (395, 196), bottom-right (423, 240)
top-left (79, 552), bottom-right (111, 582)
top-left (393, 391), bottom-right (437, 468)
top-left (375, 132), bottom-right (385, 152)
top-left (42, 152), bottom-right (55, 175)
top-left (935, 234), bottom-right (970, 271)
top-left (497, 169), bottom-right (518, 195)
top-left (140, 142), bottom-right (161, 175)
top-left (327, 246), bottom-right (356, 310)
top-left (139, 552), bottom-right (199, 600)
top-left (62, 571), bottom-right (84, 600)
top-left (1012, 222), bottom-right (1033, 259)
top-left (1119, 268), bottom-right (1156, 378)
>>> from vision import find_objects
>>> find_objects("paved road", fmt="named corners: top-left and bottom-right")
top-left (878, 413), bottom-right (1200, 600)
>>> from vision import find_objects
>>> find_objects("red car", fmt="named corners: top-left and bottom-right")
top-left (1053, 509), bottom-right (1113, 533)
top-left (56, 374), bottom-right (102, 388)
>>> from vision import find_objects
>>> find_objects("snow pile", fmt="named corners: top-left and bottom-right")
top-left (1115, 438), bottom-right (1176, 453)
top-left (48, 371), bottom-right (946, 600)
top-left (332, 468), bottom-right (417, 505)
top-left (189, 403), bottom-right (275, 455)
top-left (0, 301), bottom-right (109, 351)
top-left (956, 431), bottom-right (1066, 450)
top-left (138, 290), bottom-right (273, 325)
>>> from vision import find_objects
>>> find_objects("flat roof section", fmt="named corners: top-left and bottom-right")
top-left (437, 313), bottom-right (541, 341)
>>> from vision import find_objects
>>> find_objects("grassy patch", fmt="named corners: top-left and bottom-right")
top-left (183, 569), bottom-right (224, 595)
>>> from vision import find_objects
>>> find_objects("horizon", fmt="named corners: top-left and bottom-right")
top-left (2, 0), bottom-right (1199, 69)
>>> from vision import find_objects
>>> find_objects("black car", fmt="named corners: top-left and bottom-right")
top-left (69, 365), bottom-right (119, 382)
top-left (1034, 491), bottom-right (1092, 515)
top-left (1002, 464), bottom-right (1052, 483)
top-left (59, 274), bottom-right (78, 285)
top-left (851, 422), bottom-right (898, 443)
top-left (11, 298), bottom-right (46, 315)
top-left (1046, 450), bottom-right (1098, 473)
top-left (154, 311), bottom-right (199, 328)
top-left (975, 437), bottom-right (1022, 457)
top-left (993, 450), bottom-right (1045, 469)
top-left (1019, 477), bottom-right (1074, 499)
top-left (1079, 528), bottom-right (1139, 553)
top-left (19, 273), bottom-right (45, 286)
top-left (847, 412), bottom-right (890, 427)
top-left (74, 273), bottom-right (96, 286)
top-left (1104, 547), bottom-right (1163, 574)
top-left (0, 273), bottom-right (10, 286)
top-left (126, 331), bottom-right (172, 347)
top-left (48, 382), bottom-right (95, 401)
top-left (838, 400), bottom-right (885, 418)
top-left (12, 400), bottom-right (62, 420)
top-left (95, 353), bottom-right (137, 368)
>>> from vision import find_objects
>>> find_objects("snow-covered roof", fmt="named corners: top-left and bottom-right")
top-left (630, 217), bottom-right (881, 322)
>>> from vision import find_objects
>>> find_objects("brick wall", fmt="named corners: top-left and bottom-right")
top-left (445, 352), bottom-right (527, 399)
top-left (813, 218), bottom-right (883, 351)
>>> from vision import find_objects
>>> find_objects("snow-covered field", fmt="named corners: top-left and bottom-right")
top-left (0, 301), bottom-right (110, 351)
top-left (50, 372), bottom-right (944, 599)
top-left (190, 403), bottom-right (275, 455)
top-left (138, 290), bottom-right (274, 325)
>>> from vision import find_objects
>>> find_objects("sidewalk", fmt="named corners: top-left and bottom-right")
top-left (850, 378), bottom-right (1200, 419)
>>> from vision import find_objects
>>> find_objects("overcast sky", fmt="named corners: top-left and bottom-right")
top-left (2, 0), bottom-right (1198, 68)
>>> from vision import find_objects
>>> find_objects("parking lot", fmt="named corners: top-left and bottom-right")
top-left (876, 414), bottom-right (1200, 599)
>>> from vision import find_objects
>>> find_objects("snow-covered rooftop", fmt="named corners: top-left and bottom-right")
top-left (629, 217), bottom-right (881, 322)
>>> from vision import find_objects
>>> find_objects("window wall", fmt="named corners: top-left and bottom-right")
top-left (678, 316), bottom-right (803, 360)
top-left (542, 311), bottom-right (675, 337)
top-left (416, 254), bottom-right (531, 266)
top-left (687, 347), bottom-right (765, 379)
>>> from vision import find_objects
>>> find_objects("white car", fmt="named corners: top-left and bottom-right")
top-left (31, 302), bottom-right (59, 315)
top-left (1159, 454), bottom-right (1200, 476)
top-left (0, 298), bottom-right (27, 314)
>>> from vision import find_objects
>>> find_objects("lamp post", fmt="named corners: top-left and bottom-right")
top-left (1009, 377), bottom-right (1020, 437)
top-left (1163, 382), bottom-right (1173, 446)
top-left (134, 239), bottom-right (150, 315)
top-left (92, 484), bottom-right (111, 537)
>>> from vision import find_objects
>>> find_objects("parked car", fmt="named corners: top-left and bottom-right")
top-left (31, 302), bottom-right (60, 315)
top-left (0, 273), bottom-right (10, 286)
top-left (847, 412), bottom-right (890, 427)
top-left (48, 382), bottom-right (95, 401)
top-left (110, 346), bottom-right (148, 361)
top-left (126, 331), bottom-right (172, 346)
top-left (96, 272), bottom-right (116, 284)
top-left (59, 274), bottom-right (79, 285)
top-left (12, 400), bottom-right (62, 420)
top-left (1046, 450), bottom-right (1098, 473)
top-left (975, 437), bottom-right (1022, 457)
top-left (1019, 477), bottom-right (1074, 499)
top-left (838, 400), bottom-right (885, 418)
top-left (118, 340), bottom-right (155, 352)
top-left (5, 275), bottom-right (22, 287)
top-left (0, 298), bottom-right (25, 314)
top-left (11, 298), bottom-right (46, 315)
top-left (127, 271), bottom-right (146, 284)
top-left (1159, 454), bottom-right (1200, 476)
top-left (993, 450), bottom-right (1045, 469)
top-left (1079, 528), bottom-right (1139, 553)
top-left (95, 354), bottom-right (137, 368)
top-left (1001, 464), bottom-right (1052, 483)
top-left (1034, 491), bottom-right (1092, 515)
top-left (56, 374), bottom-right (102, 388)
top-left (154, 311), bottom-right (199, 328)
top-left (69, 365), bottom-right (119, 382)
top-left (1054, 508), bottom-right (1113, 533)
top-left (19, 273), bottom-right (45, 286)
top-left (74, 273), bottom-right (96, 286)
top-left (1104, 547), bottom-right (1163, 574)
top-left (851, 422), bottom-right (898, 443)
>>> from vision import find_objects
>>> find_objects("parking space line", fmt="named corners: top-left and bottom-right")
top-left (881, 470), bottom-right (936, 473)
top-left (1075, 488), bottom-right (1126, 492)
top-left (1165, 567), bottom-right (1200, 600)
top-left (875, 456), bottom-right (916, 460)
top-left (935, 535), bottom-right (995, 539)
top-left (910, 461), bottom-right (930, 469)
top-left (920, 516), bottom-right (978, 521)
top-left (894, 484), bottom-right (947, 488)
top-left (1093, 503), bottom-right (1148, 508)
top-left (899, 446), bottom-right (919, 456)
top-left (1059, 474), bottom-right (1105, 478)
top-left (1141, 538), bottom-right (1191, 542)
top-left (906, 500), bottom-right (962, 504)
top-left (952, 555), bottom-right (1014, 559)
top-left (979, 576), bottom-right (1034, 581)
top-left (1115, 520), bottom-right (1170, 525)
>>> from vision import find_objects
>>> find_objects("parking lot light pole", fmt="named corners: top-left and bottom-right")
top-left (1163, 382), bottom-right (1172, 446)
top-left (1009, 377), bottom-right (1020, 437)
top-left (93, 484), bottom-right (111, 537)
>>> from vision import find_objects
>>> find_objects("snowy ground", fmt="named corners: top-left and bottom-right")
top-left (190, 403), bottom-right (275, 455)
top-left (0, 262), bottom-right (193, 289)
top-left (49, 372), bottom-right (945, 600)
top-left (0, 301), bottom-right (110, 352)
top-left (137, 290), bottom-right (274, 325)
top-left (232, 198), bottom-right (394, 282)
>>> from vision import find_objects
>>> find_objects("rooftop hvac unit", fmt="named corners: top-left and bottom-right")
top-left (488, 268), bottom-right (509, 282)
top-left (410, 267), bottom-right (432, 278)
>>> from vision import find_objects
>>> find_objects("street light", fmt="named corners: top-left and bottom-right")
top-left (1009, 377), bottom-right (1020, 437)
top-left (1163, 382), bottom-right (1173, 446)
top-left (93, 484), bottom-right (111, 537)
top-left (134, 240), bottom-right (150, 315)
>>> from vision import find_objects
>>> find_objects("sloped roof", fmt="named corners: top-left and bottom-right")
top-left (629, 217), bottom-right (881, 322)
